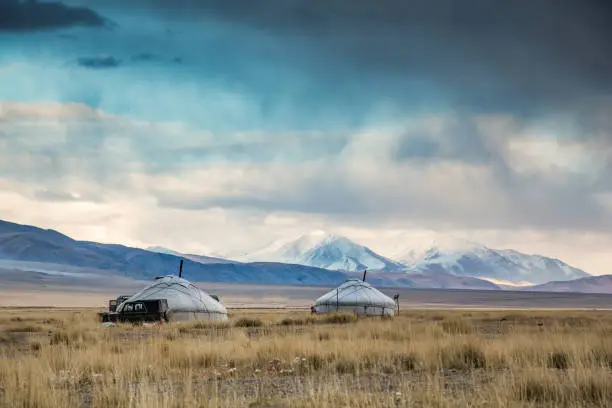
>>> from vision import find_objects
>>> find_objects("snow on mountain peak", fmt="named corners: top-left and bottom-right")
top-left (292, 230), bottom-right (343, 248)
top-left (381, 231), bottom-right (589, 284)
top-left (394, 234), bottom-right (484, 265)
top-left (428, 236), bottom-right (483, 253)
top-left (400, 241), bottom-right (589, 285)
top-left (235, 230), bottom-right (400, 272)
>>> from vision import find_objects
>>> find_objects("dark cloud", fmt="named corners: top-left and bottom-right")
top-left (153, 171), bottom-right (368, 217)
top-left (77, 56), bottom-right (121, 69)
top-left (6, 0), bottom-right (611, 134)
top-left (392, 118), bottom-right (496, 164)
top-left (0, 0), bottom-right (111, 31)
top-left (93, 0), bottom-right (612, 118)
top-left (131, 53), bottom-right (157, 62)
top-left (130, 53), bottom-right (184, 65)
top-left (151, 164), bottom-right (612, 233)
top-left (393, 136), bottom-right (439, 162)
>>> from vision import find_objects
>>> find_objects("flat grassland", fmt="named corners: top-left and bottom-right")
top-left (1, 308), bottom-right (612, 407)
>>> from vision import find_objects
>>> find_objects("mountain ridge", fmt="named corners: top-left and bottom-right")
top-left (147, 246), bottom-right (239, 264)
top-left (524, 274), bottom-right (612, 294)
top-left (229, 230), bottom-right (590, 285)
top-left (0, 219), bottom-right (497, 289)
top-left (0, 219), bottom-right (593, 291)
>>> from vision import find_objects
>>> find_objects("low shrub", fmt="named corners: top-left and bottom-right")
top-left (234, 318), bottom-right (264, 328)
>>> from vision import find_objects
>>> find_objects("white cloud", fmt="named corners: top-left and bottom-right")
top-left (504, 134), bottom-right (608, 178)
top-left (1, 187), bottom-right (610, 275)
top-left (1, 101), bottom-right (612, 274)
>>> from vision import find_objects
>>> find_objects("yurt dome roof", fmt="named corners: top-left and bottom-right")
top-left (315, 278), bottom-right (395, 308)
top-left (116, 275), bottom-right (227, 317)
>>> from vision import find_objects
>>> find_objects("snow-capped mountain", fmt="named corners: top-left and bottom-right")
top-left (0, 218), bottom-right (594, 291)
top-left (231, 231), bottom-right (590, 286)
top-left (229, 230), bottom-right (404, 272)
top-left (394, 236), bottom-right (590, 285)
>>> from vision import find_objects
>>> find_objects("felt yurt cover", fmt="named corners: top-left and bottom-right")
top-left (314, 279), bottom-right (395, 316)
top-left (116, 275), bottom-right (228, 321)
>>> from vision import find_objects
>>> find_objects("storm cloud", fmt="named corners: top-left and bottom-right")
top-left (0, 0), bottom-right (110, 31)
top-left (90, 0), bottom-right (612, 116)
top-left (2, 0), bottom-right (611, 134)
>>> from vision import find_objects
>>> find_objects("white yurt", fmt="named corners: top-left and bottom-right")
top-left (115, 275), bottom-right (228, 322)
top-left (314, 278), bottom-right (396, 316)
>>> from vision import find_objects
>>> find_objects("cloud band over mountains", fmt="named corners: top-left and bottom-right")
top-left (1, 101), bottom-right (611, 234)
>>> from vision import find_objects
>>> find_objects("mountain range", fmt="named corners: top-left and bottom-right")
top-left (0, 219), bottom-right (497, 289)
top-left (223, 230), bottom-right (589, 285)
top-left (0, 218), bottom-right (605, 293)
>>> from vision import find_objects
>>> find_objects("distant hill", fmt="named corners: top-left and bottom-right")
top-left (526, 274), bottom-right (612, 294)
top-left (0, 219), bottom-right (348, 286)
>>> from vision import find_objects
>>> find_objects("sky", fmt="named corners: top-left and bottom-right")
top-left (1, 0), bottom-right (611, 274)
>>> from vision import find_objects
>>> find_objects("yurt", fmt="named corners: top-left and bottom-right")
top-left (314, 278), bottom-right (396, 316)
top-left (115, 275), bottom-right (228, 322)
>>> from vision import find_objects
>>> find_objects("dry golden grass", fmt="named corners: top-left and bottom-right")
top-left (0, 308), bottom-right (611, 407)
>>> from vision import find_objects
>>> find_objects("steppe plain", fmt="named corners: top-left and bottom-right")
top-left (0, 274), bottom-right (612, 407)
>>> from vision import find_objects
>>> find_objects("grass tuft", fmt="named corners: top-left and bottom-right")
top-left (547, 351), bottom-right (570, 370)
top-left (234, 317), bottom-right (264, 328)
top-left (319, 313), bottom-right (358, 324)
